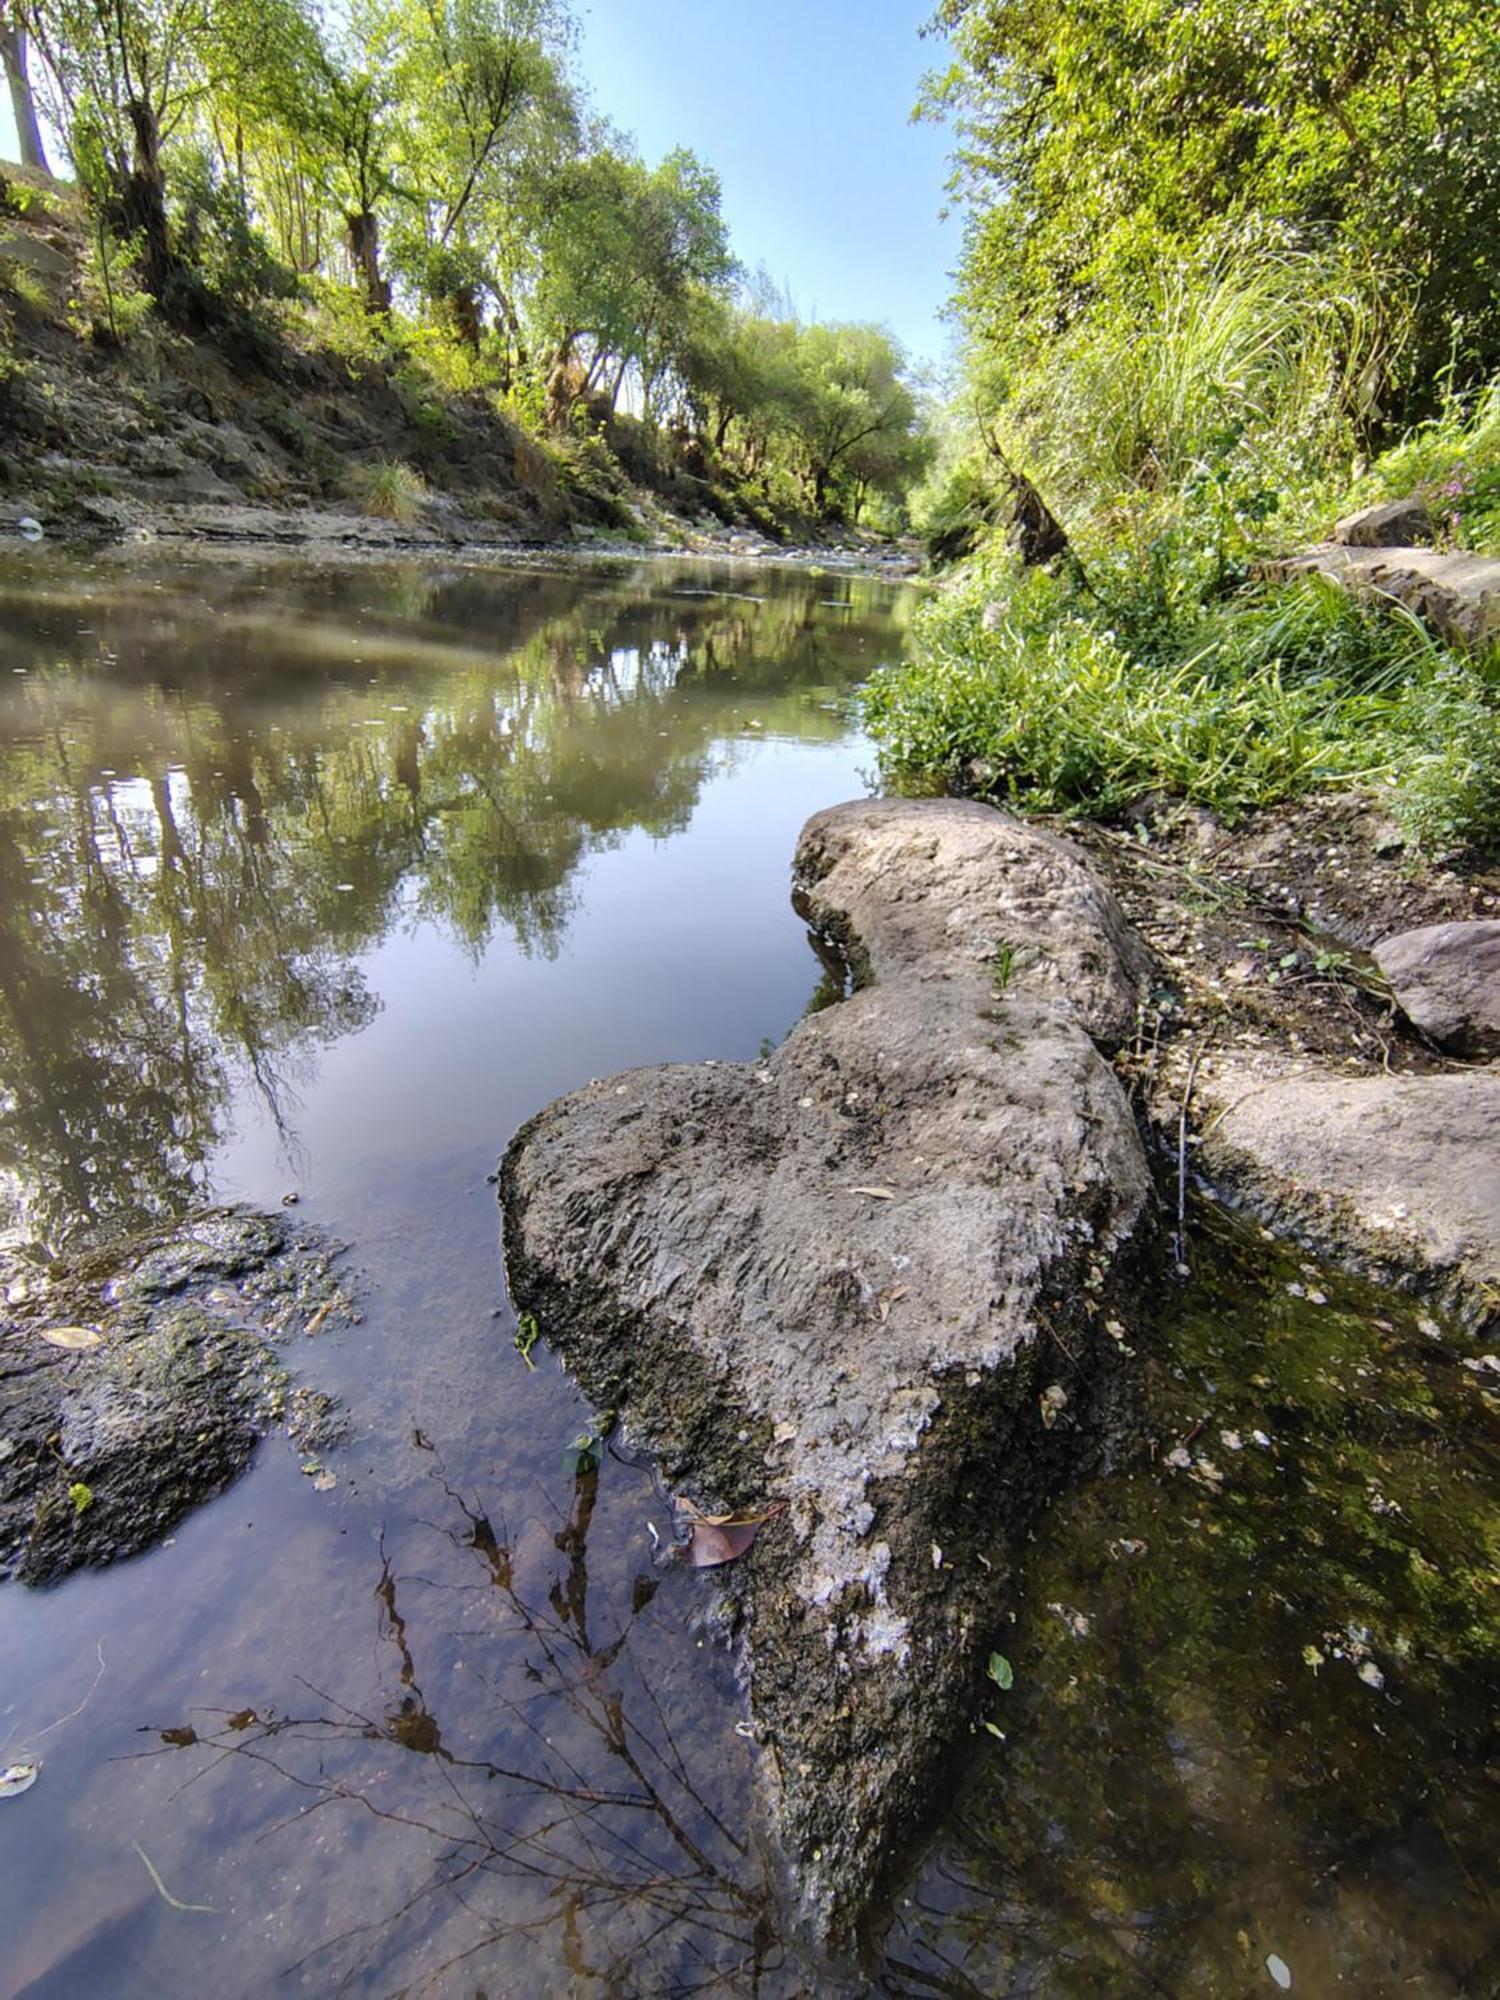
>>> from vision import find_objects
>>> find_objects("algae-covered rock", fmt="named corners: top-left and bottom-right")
top-left (0, 1207), bottom-right (353, 1583)
top-left (501, 798), bottom-right (1156, 1945)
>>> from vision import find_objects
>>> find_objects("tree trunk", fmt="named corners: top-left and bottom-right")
top-left (0, 22), bottom-right (49, 176)
top-left (345, 208), bottom-right (390, 314)
top-left (448, 280), bottom-right (482, 352)
top-left (122, 97), bottom-right (174, 299)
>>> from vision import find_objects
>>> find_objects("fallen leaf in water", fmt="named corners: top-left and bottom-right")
top-left (304, 1302), bottom-right (333, 1336)
top-left (675, 1496), bottom-right (783, 1569)
top-left (225, 1710), bottom-right (258, 1731)
top-left (987, 1652), bottom-right (1014, 1691)
top-left (847, 1185), bottom-right (897, 1200)
top-left (159, 1726), bottom-right (198, 1748)
top-left (0, 1759), bottom-right (40, 1798)
top-left (40, 1326), bottom-right (102, 1351)
top-left (312, 1470), bottom-right (336, 1493)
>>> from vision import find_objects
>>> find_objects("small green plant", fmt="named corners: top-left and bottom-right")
top-left (562, 1412), bottom-right (614, 1477)
top-left (69, 1482), bottom-right (94, 1515)
top-left (514, 1310), bottom-right (541, 1370)
top-left (344, 458), bottom-right (428, 523)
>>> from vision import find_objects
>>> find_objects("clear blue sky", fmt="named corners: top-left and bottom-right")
top-left (1, 1), bottom-right (959, 368)
top-left (576, 0), bottom-right (957, 372)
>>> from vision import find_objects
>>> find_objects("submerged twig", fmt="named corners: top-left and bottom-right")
top-left (133, 1840), bottom-right (216, 1913)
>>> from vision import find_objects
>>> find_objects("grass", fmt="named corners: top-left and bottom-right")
top-left (862, 559), bottom-right (1500, 856)
top-left (894, 244), bottom-right (1500, 858)
top-left (344, 457), bottom-right (428, 523)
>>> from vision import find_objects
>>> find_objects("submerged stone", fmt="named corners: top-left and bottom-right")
top-left (1199, 1065), bottom-right (1500, 1326)
top-left (501, 797), bottom-right (1156, 1945)
top-left (0, 1207), bottom-right (353, 1584)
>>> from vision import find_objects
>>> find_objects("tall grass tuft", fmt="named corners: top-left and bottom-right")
top-left (345, 457), bottom-right (428, 523)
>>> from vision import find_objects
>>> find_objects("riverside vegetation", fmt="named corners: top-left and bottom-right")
top-left (0, 0), bottom-right (931, 542)
top-left (866, 0), bottom-right (1500, 857)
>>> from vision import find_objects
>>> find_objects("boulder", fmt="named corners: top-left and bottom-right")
top-left (0, 1208), bottom-right (352, 1583)
top-left (1373, 919), bottom-right (1500, 1056)
top-left (1259, 545), bottom-right (1500, 648)
top-left (1199, 1066), bottom-right (1500, 1324)
top-left (1333, 497), bottom-right (1436, 547)
top-left (502, 798), bottom-right (1155, 1945)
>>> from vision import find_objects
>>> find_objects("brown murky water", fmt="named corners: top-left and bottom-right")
top-left (1, 550), bottom-right (1496, 1999)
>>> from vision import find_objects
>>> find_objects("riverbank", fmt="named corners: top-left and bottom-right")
top-left (0, 167), bottom-right (911, 566)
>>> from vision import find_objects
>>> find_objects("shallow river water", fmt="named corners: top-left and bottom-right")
top-left (0, 551), bottom-right (1495, 1998)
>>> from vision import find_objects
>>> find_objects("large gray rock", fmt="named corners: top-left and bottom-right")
top-left (0, 1208), bottom-right (351, 1584)
top-left (1199, 1066), bottom-right (1500, 1323)
top-left (1333, 497), bottom-right (1435, 547)
top-left (1261, 544), bottom-right (1500, 648)
top-left (1374, 919), bottom-right (1500, 1056)
top-left (502, 799), bottom-right (1155, 1945)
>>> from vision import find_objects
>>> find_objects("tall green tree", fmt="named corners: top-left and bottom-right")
top-left (930, 0), bottom-right (1500, 411)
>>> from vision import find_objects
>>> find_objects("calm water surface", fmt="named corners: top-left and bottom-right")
top-left (0, 551), bottom-right (1496, 1998)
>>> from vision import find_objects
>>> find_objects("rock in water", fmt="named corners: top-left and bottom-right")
top-left (0, 1207), bottom-right (353, 1583)
top-left (1199, 1067), bottom-right (1500, 1325)
top-left (501, 798), bottom-right (1155, 1944)
top-left (1373, 919), bottom-right (1500, 1057)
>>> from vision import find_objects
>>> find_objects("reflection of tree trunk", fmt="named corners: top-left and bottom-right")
top-left (345, 208), bottom-right (390, 314)
top-left (123, 96), bottom-right (175, 299)
top-left (0, 21), bottom-right (49, 175)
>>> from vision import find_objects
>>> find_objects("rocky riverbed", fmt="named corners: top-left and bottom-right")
top-left (501, 789), bottom-right (1500, 1950)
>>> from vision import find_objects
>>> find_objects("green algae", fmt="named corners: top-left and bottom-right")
top-left (884, 1200), bottom-right (1500, 1996)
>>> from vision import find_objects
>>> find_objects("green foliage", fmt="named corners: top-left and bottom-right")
top-left (15, 0), bottom-right (931, 527)
top-left (931, 0), bottom-right (1500, 417)
top-left (862, 558), bottom-right (1500, 853)
top-left (1346, 380), bottom-right (1500, 557)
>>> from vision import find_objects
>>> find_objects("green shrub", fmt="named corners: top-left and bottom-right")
top-left (344, 458), bottom-right (428, 523)
top-left (862, 558), bottom-right (1500, 852)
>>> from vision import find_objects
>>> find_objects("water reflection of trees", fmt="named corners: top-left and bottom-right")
top-left (0, 560), bottom-right (903, 1250)
top-left (137, 1452), bottom-right (788, 1997)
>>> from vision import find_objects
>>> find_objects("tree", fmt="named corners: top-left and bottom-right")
top-left (929, 0), bottom-right (1500, 412)
top-left (0, 3), bottom-right (49, 173)
top-left (793, 322), bottom-right (928, 515)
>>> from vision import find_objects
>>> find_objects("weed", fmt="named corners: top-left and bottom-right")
top-left (344, 457), bottom-right (428, 523)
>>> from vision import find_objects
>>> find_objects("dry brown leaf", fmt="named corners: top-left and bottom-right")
top-left (674, 1497), bottom-right (785, 1570)
top-left (304, 1302), bottom-right (334, 1336)
top-left (847, 1184), bottom-right (897, 1200)
top-left (40, 1326), bottom-right (103, 1351)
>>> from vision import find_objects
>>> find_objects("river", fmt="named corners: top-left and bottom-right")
top-left (0, 549), bottom-right (1494, 1997)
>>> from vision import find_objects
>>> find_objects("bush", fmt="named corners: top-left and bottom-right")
top-left (344, 458), bottom-right (428, 523)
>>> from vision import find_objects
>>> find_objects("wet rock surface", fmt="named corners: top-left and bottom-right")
top-left (1373, 918), bottom-right (1500, 1055)
top-left (0, 1208), bottom-right (353, 1584)
top-left (502, 798), bottom-right (1156, 1946)
top-left (1198, 1065), bottom-right (1500, 1325)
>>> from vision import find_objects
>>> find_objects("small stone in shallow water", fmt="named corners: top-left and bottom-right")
top-left (1266, 1952), bottom-right (1293, 1989)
